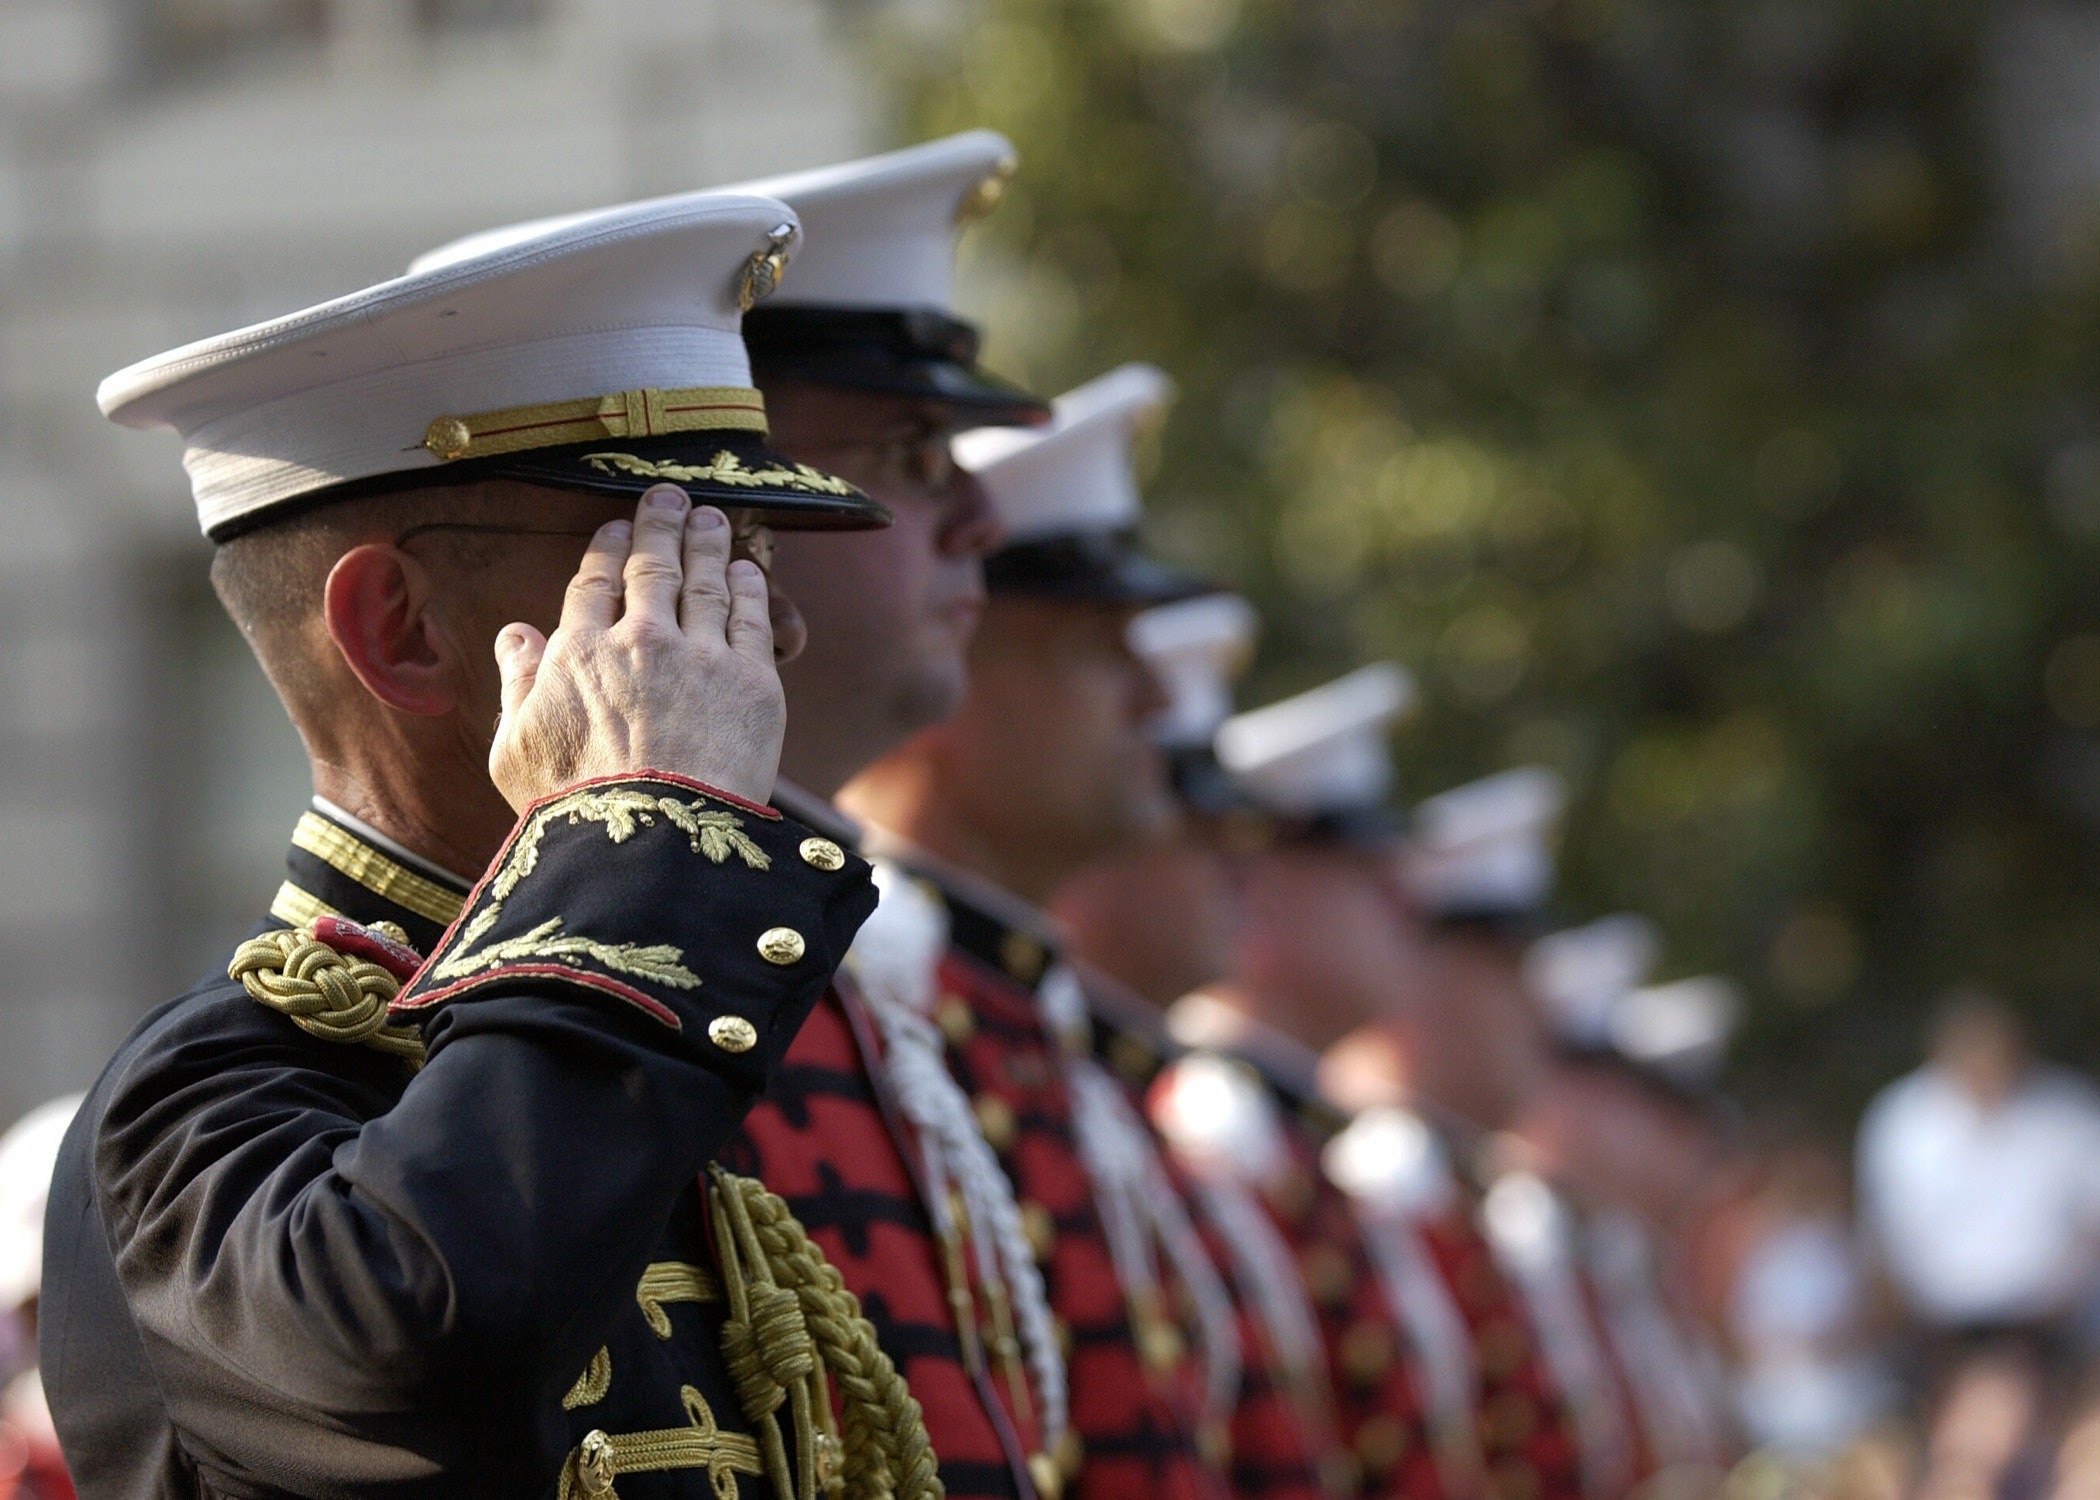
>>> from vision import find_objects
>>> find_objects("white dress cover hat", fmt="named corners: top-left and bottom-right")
top-left (1607, 976), bottom-right (1741, 1088)
top-left (103, 193), bottom-right (884, 540)
top-left (1213, 663), bottom-right (1417, 836)
top-left (1401, 766), bottom-right (1566, 922)
top-left (1128, 592), bottom-right (1261, 812)
top-left (1127, 593), bottom-right (1260, 751)
top-left (414, 132), bottom-right (1046, 423)
top-left (957, 363), bottom-right (1211, 602)
top-left (1525, 915), bottom-right (1663, 1050)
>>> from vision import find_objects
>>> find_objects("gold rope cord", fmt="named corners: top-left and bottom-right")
top-left (228, 923), bottom-right (425, 1064)
top-left (710, 1168), bottom-right (944, 1500)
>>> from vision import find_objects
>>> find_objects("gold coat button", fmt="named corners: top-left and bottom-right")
top-left (1300, 1242), bottom-right (1353, 1308)
top-left (973, 1094), bottom-right (1017, 1151)
top-left (1340, 1319), bottom-right (1394, 1386)
top-left (999, 929), bottom-right (1047, 983)
top-left (1019, 1200), bottom-right (1056, 1261)
top-left (799, 837), bottom-right (845, 871)
top-left (1353, 1415), bottom-right (1410, 1475)
top-left (757, 927), bottom-right (806, 965)
top-left (1028, 1452), bottom-right (1063, 1500)
top-left (935, 995), bottom-right (976, 1044)
top-left (708, 1015), bottom-right (759, 1053)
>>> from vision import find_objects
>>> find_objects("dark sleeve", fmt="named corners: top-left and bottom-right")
top-left (91, 774), bottom-right (874, 1500)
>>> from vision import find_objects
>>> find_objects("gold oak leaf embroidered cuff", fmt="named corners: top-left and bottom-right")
top-left (391, 773), bottom-right (875, 1080)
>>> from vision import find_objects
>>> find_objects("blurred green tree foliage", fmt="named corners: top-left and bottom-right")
top-left (851, 0), bottom-right (2100, 1122)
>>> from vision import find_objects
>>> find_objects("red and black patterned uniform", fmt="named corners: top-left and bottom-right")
top-left (1287, 1133), bottom-right (1450, 1500)
top-left (726, 802), bottom-right (1231, 1500)
top-left (723, 984), bottom-right (1034, 1500)
top-left (1414, 1197), bottom-right (1589, 1500)
top-left (1093, 1009), bottom-right (1460, 1500)
top-left (1110, 998), bottom-right (1595, 1500)
top-left (934, 887), bottom-right (1236, 1500)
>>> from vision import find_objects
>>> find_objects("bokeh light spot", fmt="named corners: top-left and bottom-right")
top-left (1666, 540), bottom-right (1764, 634)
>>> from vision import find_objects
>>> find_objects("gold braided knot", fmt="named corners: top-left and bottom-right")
top-left (721, 1284), bottom-right (815, 1421)
top-left (229, 923), bottom-right (426, 1063)
top-left (712, 1169), bottom-right (943, 1500)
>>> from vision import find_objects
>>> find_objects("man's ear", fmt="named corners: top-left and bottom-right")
top-left (323, 544), bottom-right (459, 716)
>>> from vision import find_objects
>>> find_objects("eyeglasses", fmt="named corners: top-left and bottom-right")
top-left (793, 429), bottom-right (956, 494)
top-left (394, 515), bottom-right (776, 571)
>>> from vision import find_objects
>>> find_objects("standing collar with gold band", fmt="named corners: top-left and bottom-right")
top-left (271, 808), bottom-right (468, 958)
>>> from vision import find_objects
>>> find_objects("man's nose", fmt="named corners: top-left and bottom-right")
top-left (938, 464), bottom-right (1006, 560)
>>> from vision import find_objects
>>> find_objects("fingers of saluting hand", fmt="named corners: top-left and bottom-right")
top-left (678, 502), bottom-right (735, 637)
top-left (562, 517), bottom-right (633, 633)
top-left (493, 623), bottom-right (548, 725)
top-left (623, 484), bottom-right (692, 628)
top-left (723, 559), bottom-right (774, 665)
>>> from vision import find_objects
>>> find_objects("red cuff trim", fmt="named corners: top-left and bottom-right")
top-left (391, 965), bottom-right (683, 1029)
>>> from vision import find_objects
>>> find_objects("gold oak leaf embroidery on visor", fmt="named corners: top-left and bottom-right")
top-left (434, 787), bottom-right (771, 989)
top-left (581, 449), bottom-right (859, 497)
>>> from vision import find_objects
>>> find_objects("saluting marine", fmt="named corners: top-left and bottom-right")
top-left (418, 134), bottom-right (1109, 1500)
top-left (42, 195), bottom-right (920, 1500)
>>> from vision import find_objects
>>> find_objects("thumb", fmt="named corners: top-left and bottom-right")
top-left (493, 623), bottom-right (546, 728)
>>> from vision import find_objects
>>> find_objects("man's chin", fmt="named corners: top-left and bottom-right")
top-left (892, 658), bottom-right (970, 738)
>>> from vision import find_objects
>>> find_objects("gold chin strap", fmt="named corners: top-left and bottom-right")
top-left (421, 385), bottom-right (769, 463)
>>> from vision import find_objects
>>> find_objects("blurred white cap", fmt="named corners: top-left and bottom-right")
top-left (1526, 914), bottom-right (1662, 1048)
top-left (1609, 976), bottom-right (1741, 1086)
top-left (0, 1095), bottom-right (80, 1308)
top-left (1128, 593), bottom-right (1260, 749)
top-left (1401, 767), bottom-right (1566, 920)
top-left (1213, 663), bottom-right (1416, 817)
top-left (954, 363), bottom-right (1173, 540)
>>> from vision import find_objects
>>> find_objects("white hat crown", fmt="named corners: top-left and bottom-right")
top-left (104, 193), bottom-right (802, 537)
top-left (1128, 593), bottom-right (1259, 748)
top-left (1525, 914), bottom-right (1662, 1047)
top-left (1609, 975), bottom-right (1741, 1085)
top-left (1213, 662), bottom-right (1416, 816)
top-left (954, 363), bottom-right (1175, 540)
top-left (1401, 766), bottom-right (1566, 917)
